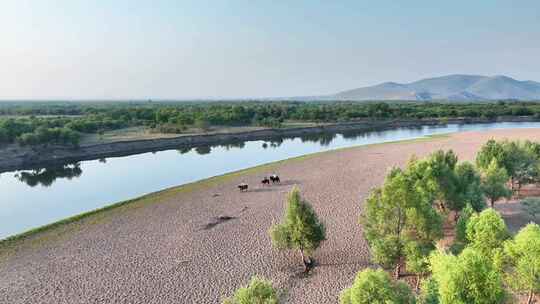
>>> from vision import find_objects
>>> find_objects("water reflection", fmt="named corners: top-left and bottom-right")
top-left (5, 127), bottom-right (447, 187)
top-left (299, 132), bottom-right (337, 146)
top-left (14, 163), bottom-right (82, 187)
top-left (195, 145), bottom-right (211, 155)
top-left (177, 147), bottom-right (192, 154)
top-left (7, 123), bottom-right (539, 188)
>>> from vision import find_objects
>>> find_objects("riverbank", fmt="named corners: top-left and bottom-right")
top-left (1, 128), bottom-right (539, 304)
top-left (0, 116), bottom-right (537, 173)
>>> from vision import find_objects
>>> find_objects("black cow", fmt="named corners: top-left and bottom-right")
top-left (261, 177), bottom-right (270, 186)
top-left (270, 174), bottom-right (280, 183)
top-left (238, 183), bottom-right (248, 192)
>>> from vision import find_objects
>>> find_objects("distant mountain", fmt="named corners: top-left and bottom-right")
top-left (331, 75), bottom-right (540, 101)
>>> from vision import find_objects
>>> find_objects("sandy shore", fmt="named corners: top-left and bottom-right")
top-left (1, 128), bottom-right (539, 304)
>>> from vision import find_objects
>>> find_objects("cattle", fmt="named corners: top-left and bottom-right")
top-left (261, 177), bottom-right (270, 185)
top-left (238, 183), bottom-right (248, 192)
top-left (270, 174), bottom-right (280, 183)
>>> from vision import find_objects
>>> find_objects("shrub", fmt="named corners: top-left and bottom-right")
top-left (223, 277), bottom-right (278, 304)
top-left (340, 268), bottom-right (415, 304)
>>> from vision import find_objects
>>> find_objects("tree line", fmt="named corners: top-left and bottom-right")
top-left (2, 101), bottom-right (540, 147)
top-left (223, 139), bottom-right (540, 303)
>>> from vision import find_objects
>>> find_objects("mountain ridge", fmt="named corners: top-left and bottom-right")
top-left (332, 74), bottom-right (540, 101)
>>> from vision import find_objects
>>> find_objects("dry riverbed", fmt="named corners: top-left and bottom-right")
top-left (1, 128), bottom-right (539, 303)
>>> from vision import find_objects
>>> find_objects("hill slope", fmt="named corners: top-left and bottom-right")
top-left (333, 75), bottom-right (540, 101)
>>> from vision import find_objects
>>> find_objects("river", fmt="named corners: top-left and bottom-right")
top-left (2, 121), bottom-right (540, 239)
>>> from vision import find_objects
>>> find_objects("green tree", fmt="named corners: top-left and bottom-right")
top-left (407, 150), bottom-right (460, 213)
top-left (476, 139), bottom-right (508, 172)
top-left (223, 276), bottom-right (279, 304)
top-left (451, 204), bottom-right (476, 254)
top-left (466, 208), bottom-right (509, 257)
top-left (418, 278), bottom-right (440, 304)
top-left (511, 145), bottom-right (540, 195)
top-left (454, 162), bottom-right (486, 212)
top-left (194, 118), bottom-right (211, 132)
top-left (503, 223), bottom-right (540, 304)
top-left (361, 168), bottom-right (442, 278)
top-left (430, 247), bottom-right (506, 304)
top-left (405, 241), bottom-right (434, 291)
top-left (480, 159), bottom-right (512, 207)
top-left (477, 140), bottom-right (540, 194)
top-left (521, 197), bottom-right (540, 221)
top-left (269, 187), bottom-right (326, 272)
top-left (339, 268), bottom-right (415, 304)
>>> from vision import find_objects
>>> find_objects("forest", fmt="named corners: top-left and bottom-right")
top-left (1, 100), bottom-right (540, 147)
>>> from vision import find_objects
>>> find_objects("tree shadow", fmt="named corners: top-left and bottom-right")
top-left (200, 215), bottom-right (236, 231)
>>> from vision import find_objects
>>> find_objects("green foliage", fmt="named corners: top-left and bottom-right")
top-left (454, 162), bottom-right (486, 211)
top-left (361, 167), bottom-right (442, 276)
top-left (406, 150), bottom-right (462, 212)
top-left (418, 278), bottom-right (440, 304)
top-left (502, 223), bottom-right (540, 300)
top-left (223, 276), bottom-right (279, 304)
top-left (476, 139), bottom-right (509, 172)
top-left (194, 118), bottom-right (211, 131)
top-left (3, 101), bottom-right (540, 146)
top-left (480, 159), bottom-right (512, 207)
top-left (521, 197), bottom-right (540, 220)
top-left (269, 187), bottom-right (326, 267)
top-left (477, 139), bottom-right (540, 192)
top-left (456, 204), bottom-right (475, 244)
top-left (405, 241), bottom-right (435, 279)
top-left (466, 209), bottom-right (509, 257)
top-left (450, 204), bottom-right (476, 255)
top-left (340, 269), bottom-right (415, 304)
top-left (430, 248), bottom-right (506, 304)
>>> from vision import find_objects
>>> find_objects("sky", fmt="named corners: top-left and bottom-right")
top-left (1, 0), bottom-right (540, 100)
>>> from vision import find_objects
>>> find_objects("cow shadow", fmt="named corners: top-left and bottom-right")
top-left (275, 180), bottom-right (302, 186)
top-left (249, 188), bottom-right (276, 193)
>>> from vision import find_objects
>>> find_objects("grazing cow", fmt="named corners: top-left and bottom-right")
top-left (270, 174), bottom-right (280, 183)
top-left (261, 177), bottom-right (270, 186)
top-left (238, 183), bottom-right (248, 192)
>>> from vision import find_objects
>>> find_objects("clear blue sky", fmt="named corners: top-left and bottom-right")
top-left (1, 0), bottom-right (539, 99)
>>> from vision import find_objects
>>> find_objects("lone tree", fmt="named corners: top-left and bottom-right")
top-left (480, 159), bottom-right (512, 208)
top-left (340, 268), bottom-right (415, 304)
top-left (269, 187), bottom-right (326, 272)
top-left (430, 247), bottom-right (506, 304)
top-left (466, 208), bottom-right (509, 257)
top-left (362, 167), bottom-right (442, 278)
top-left (223, 276), bottom-right (279, 304)
top-left (503, 223), bottom-right (540, 304)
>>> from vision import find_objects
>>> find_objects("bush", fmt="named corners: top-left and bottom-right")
top-left (340, 268), bottom-right (415, 304)
top-left (503, 223), bottom-right (540, 303)
top-left (223, 277), bottom-right (278, 304)
top-left (430, 248), bottom-right (506, 304)
top-left (466, 208), bottom-right (509, 257)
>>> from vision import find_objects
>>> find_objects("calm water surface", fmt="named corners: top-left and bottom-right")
top-left (2, 122), bottom-right (540, 239)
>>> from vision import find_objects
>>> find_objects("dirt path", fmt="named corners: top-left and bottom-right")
top-left (1, 128), bottom-right (539, 304)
